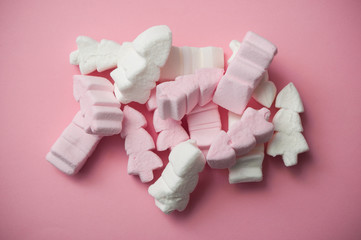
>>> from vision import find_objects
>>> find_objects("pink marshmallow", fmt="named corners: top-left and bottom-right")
top-left (196, 68), bottom-right (224, 106)
top-left (207, 108), bottom-right (274, 169)
top-left (153, 109), bottom-right (181, 133)
top-left (46, 113), bottom-right (102, 175)
top-left (83, 106), bottom-right (123, 136)
top-left (213, 31), bottom-right (277, 114)
top-left (156, 81), bottom-right (187, 120)
top-left (124, 128), bottom-right (155, 155)
top-left (156, 125), bottom-right (189, 151)
top-left (146, 88), bottom-right (157, 111)
top-left (121, 106), bottom-right (147, 138)
top-left (157, 68), bottom-right (223, 120)
top-left (206, 131), bottom-right (236, 169)
top-left (79, 90), bottom-right (120, 116)
top-left (176, 75), bottom-right (199, 114)
top-left (187, 102), bottom-right (222, 149)
top-left (128, 151), bottom-right (163, 183)
top-left (73, 75), bottom-right (113, 102)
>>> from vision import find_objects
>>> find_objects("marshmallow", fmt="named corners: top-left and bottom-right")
top-left (214, 32), bottom-right (277, 114)
top-left (122, 106), bottom-right (162, 182)
top-left (149, 140), bottom-right (205, 213)
top-left (267, 83), bottom-right (308, 166)
top-left (160, 46), bottom-right (224, 80)
top-left (124, 128), bottom-right (155, 155)
top-left (272, 108), bottom-right (303, 133)
top-left (96, 39), bottom-right (122, 72)
top-left (74, 76), bottom-right (123, 136)
top-left (252, 71), bottom-right (277, 108)
top-left (83, 106), bottom-right (123, 136)
top-left (146, 88), bottom-right (157, 111)
top-left (275, 83), bottom-right (304, 112)
top-left (228, 144), bottom-right (265, 183)
top-left (206, 131), bottom-right (236, 169)
top-left (207, 108), bottom-right (274, 169)
top-left (121, 105), bottom-right (147, 138)
top-left (153, 109), bottom-right (189, 151)
top-left (73, 75), bottom-right (114, 102)
top-left (111, 25), bottom-right (172, 104)
top-left (157, 68), bottom-right (223, 120)
top-left (70, 36), bottom-right (98, 74)
top-left (267, 132), bottom-right (309, 167)
top-left (128, 151), bottom-right (163, 183)
top-left (132, 25), bottom-right (172, 68)
top-left (156, 126), bottom-right (189, 151)
top-left (46, 112), bottom-right (102, 175)
top-left (187, 102), bottom-right (222, 149)
top-left (168, 140), bottom-right (206, 177)
top-left (162, 164), bottom-right (199, 194)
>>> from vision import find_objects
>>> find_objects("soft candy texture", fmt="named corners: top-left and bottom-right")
top-left (146, 88), bottom-right (157, 111)
top-left (252, 71), bottom-right (277, 108)
top-left (157, 68), bottom-right (223, 120)
top-left (121, 106), bottom-right (162, 182)
top-left (227, 112), bottom-right (265, 183)
top-left (273, 108), bottom-right (303, 133)
top-left (228, 144), bottom-right (265, 183)
top-left (74, 75), bottom-right (123, 136)
top-left (160, 46), bottom-right (224, 80)
top-left (153, 109), bottom-right (189, 151)
top-left (46, 112), bottom-right (102, 175)
top-left (267, 83), bottom-right (309, 166)
top-left (148, 140), bottom-right (205, 214)
top-left (70, 36), bottom-right (99, 74)
top-left (207, 108), bottom-right (274, 169)
top-left (111, 25), bottom-right (172, 104)
top-left (275, 83), bottom-right (304, 112)
top-left (96, 39), bottom-right (122, 72)
top-left (213, 32), bottom-right (277, 114)
top-left (187, 102), bottom-right (222, 149)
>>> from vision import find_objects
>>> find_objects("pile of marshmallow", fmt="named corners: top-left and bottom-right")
top-left (47, 25), bottom-right (309, 214)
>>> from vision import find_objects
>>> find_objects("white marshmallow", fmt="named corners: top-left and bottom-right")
top-left (228, 40), bottom-right (241, 64)
top-left (252, 72), bottom-right (277, 107)
top-left (148, 140), bottom-right (205, 214)
top-left (273, 108), bottom-right (303, 133)
top-left (228, 111), bottom-right (242, 130)
top-left (267, 132), bottom-right (309, 167)
top-left (275, 83), bottom-right (304, 112)
top-left (70, 36), bottom-right (99, 74)
top-left (228, 144), bottom-right (264, 183)
top-left (132, 25), bottom-right (172, 67)
top-left (159, 46), bottom-right (224, 80)
top-left (96, 39), bottom-right (122, 72)
top-left (161, 164), bottom-right (199, 194)
top-left (169, 140), bottom-right (206, 177)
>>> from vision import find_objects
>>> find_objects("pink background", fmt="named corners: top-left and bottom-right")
top-left (1, 0), bottom-right (361, 239)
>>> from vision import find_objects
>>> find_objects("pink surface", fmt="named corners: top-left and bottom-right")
top-left (1, 0), bottom-right (361, 239)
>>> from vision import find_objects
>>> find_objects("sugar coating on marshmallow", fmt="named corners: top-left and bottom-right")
top-left (96, 39), bottom-right (122, 72)
top-left (149, 140), bottom-right (205, 214)
top-left (46, 112), bottom-right (102, 175)
top-left (214, 32), bottom-right (277, 114)
top-left (73, 75), bottom-right (114, 102)
top-left (160, 46), bottom-right (224, 81)
top-left (121, 105), bottom-right (147, 138)
top-left (275, 83), bottom-right (304, 112)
